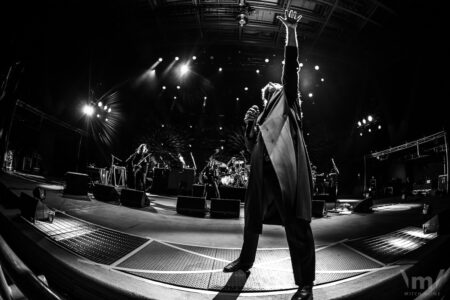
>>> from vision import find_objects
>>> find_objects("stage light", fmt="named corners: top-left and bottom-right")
top-left (108, 108), bottom-right (111, 113)
top-left (192, 56), bottom-right (197, 60)
top-left (175, 56), bottom-right (179, 61)
top-left (161, 124), bottom-right (165, 128)
top-left (362, 118), bottom-right (367, 124)
top-left (96, 114), bottom-right (100, 118)
top-left (210, 56), bottom-right (214, 60)
top-left (173, 96), bottom-right (177, 99)
top-left (299, 63), bottom-right (303, 67)
top-left (256, 69), bottom-right (260, 74)
top-left (360, 133), bottom-right (363, 136)
top-left (282, 60), bottom-right (285, 65)
top-left (219, 126), bottom-right (223, 130)
top-left (244, 87), bottom-right (248, 91)
top-left (162, 86), bottom-right (166, 90)
top-left (189, 125), bottom-right (193, 129)
top-left (308, 92), bottom-right (313, 98)
top-left (321, 78), bottom-right (325, 82)
top-left (378, 125), bottom-right (382, 130)
top-left (368, 128), bottom-right (372, 132)
top-left (82, 105), bottom-right (94, 116)
top-left (176, 85), bottom-right (181, 89)
top-left (315, 65), bottom-right (320, 70)
top-left (204, 96), bottom-right (207, 100)
top-left (105, 118), bottom-right (109, 122)
top-left (104, 105), bottom-right (108, 110)
top-left (189, 144), bottom-right (192, 148)
top-left (265, 58), bottom-right (269, 63)
top-left (236, 97), bottom-right (239, 101)
top-left (221, 146), bottom-right (224, 150)
top-left (98, 102), bottom-right (103, 107)
top-left (368, 115), bottom-right (373, 122)
top-left (358, 121), bottom-right (362, 127)
top-left (158, 57), bottom-right (163, 62)
top-left (180, 64), bottom-right (189, 76)
top-left (218, 67), bottom-right (223, 72)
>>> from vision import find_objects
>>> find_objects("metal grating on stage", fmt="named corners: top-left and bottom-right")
top-left (29, 213), bottom-right (437, 292)
top-left (33, 212), bottom-right (148, 265)
top-left (116, 242), bottom-right (382, 292)
top-left (345, 226), bottom-right (438, 264)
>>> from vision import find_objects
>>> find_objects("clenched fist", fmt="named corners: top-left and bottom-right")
top-left (244, 105), bottom-right (260, 124)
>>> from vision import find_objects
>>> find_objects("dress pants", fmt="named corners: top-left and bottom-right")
top-left (239, 161), bottom-right (315, 286)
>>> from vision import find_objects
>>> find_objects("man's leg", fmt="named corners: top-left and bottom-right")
top-left (283, 216), bottom-right (315, 286)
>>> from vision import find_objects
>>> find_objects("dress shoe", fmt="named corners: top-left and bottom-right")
top-left (223, 258), bottom-right (251, 273)
top-left (291, 285), bottom-right (313, 300)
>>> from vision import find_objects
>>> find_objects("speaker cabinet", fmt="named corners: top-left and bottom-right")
top-left (120, 188), bottom-right (147, 208)
top-left (353, 198), bottom-right (373, 213)
top-left (176, 196), bottom-right (206, 217)
top-left (64, 172), bottom-right (90, 196)
top-left (93, 184), bottom-right (119, 202)
top-left (19, 192), bottom-right (54, 223)
top-left (312, 200), bottom-right (327, 218)
top-left (210, 198), bottom-right (240, 218)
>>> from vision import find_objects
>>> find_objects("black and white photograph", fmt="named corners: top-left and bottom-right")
top-left (0, 0), bottom-right (448, 299)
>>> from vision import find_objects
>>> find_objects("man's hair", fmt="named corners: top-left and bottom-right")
top-left (261, 82), bottom-right (283, 105)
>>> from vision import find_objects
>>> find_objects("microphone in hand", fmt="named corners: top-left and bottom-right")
top-left (244, 105), bottom-right (260, 138)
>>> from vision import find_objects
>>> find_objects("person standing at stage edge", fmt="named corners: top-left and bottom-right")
top-left (223, 10), bottom-right (315, 300)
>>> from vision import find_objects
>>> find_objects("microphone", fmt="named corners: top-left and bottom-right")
top-left (245, 105), bottom-right (259, 138)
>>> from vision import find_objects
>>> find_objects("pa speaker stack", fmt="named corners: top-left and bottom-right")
top-left (120, 188), bottom-right (147, 208)
top-left (176, 196), bottom-right (206, 217)
top-left (210, 198), bottom-right (240, 218)
top-left (64, 172), bottom-right (90, 196)
top-left (93, 184), bottom-right (119, 202)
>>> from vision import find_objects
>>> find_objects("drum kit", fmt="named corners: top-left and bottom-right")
top-left (200, 158), bottom-right (249, 188)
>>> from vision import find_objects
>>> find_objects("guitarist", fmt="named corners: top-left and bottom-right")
top-left (129, 143), bottom-right (151, 191)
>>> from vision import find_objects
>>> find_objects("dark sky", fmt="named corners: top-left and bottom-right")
top-left (1, 0), bottom-right (448, 171)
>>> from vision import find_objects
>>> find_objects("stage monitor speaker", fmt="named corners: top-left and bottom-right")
top-left (312, 200), bottom-right (327, 218)
top-left (93, 184), bottom-right (119, 202)
top-left (353, 198), bottom-right (373, 213)
top-left (19, 192), bottom-right (54, 223)
top-left (176, 196), bottom-right (206, 217)
top-left (210, 198), bottom-right (240, 218)
top-left (64, 172), bottom-right (89, 196)
top-left (120, 188), bottom-right (147, 208)
top-left (192, 184), bottom-right (205, 197)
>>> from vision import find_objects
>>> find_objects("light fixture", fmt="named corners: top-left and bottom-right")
top-left (175, 56), bottom-right (179, 61)
top-left (97, 102), bottom-right (103, 107)
top-left (192, 56), bottom-right (197, 60)
top-left (368, 115), bottom-right (373, 122)
top-left (83, 105), bottom-right (94, 116)
top-left (162, 86), bottom-right (166, 90)
top-left (158, 57), bottom-right (163, 62)
top-left (315, 65), bottom-right (320, 70)
top-left (308, 92), bottom-right (313, 98)
top-left (265, 58), bottom-right (269, 63)
top-left (180, 64), bottom-right (189, 76)
top-left (218, 67), bottom-right (223, 72)
top-left (237, 13), bottom-right (248, 27)
top-left (358, 121), bottom-right (362, 127)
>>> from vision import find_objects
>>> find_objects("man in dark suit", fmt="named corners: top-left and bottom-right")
top-left (223, 9), bottom-right (315, 300)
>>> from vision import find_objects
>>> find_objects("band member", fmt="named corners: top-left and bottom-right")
top-left (223, 10), bottom-right (315, 300)
top-left (178, 153), bottom-right (187, 168)
top-left (128, 143), bottom-right (151, 191)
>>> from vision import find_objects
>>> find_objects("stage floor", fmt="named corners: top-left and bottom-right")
top-left (0, 171), bottom-right (448, 299)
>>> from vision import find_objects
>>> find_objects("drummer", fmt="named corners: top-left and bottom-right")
top-left (227, 156), bottom-right (238, 173)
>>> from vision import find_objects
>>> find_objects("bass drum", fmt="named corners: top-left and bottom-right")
top-left (220, 175), bottom-right (235, 186)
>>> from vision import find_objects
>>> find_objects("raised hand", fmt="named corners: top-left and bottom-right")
top-left (244, 105), bottom-right (260, 124)
top-left (277, 9), bottom-right (302, 29)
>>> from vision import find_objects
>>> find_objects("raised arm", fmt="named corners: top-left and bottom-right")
top-left (277, 10), bottom-right (302, 107)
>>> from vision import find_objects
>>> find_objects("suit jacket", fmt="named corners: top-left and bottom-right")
top-left (244, 46), bottom-right (313, 234)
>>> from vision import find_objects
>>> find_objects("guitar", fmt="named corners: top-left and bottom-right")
top-left (133, 153), bottom-right (152, 173)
